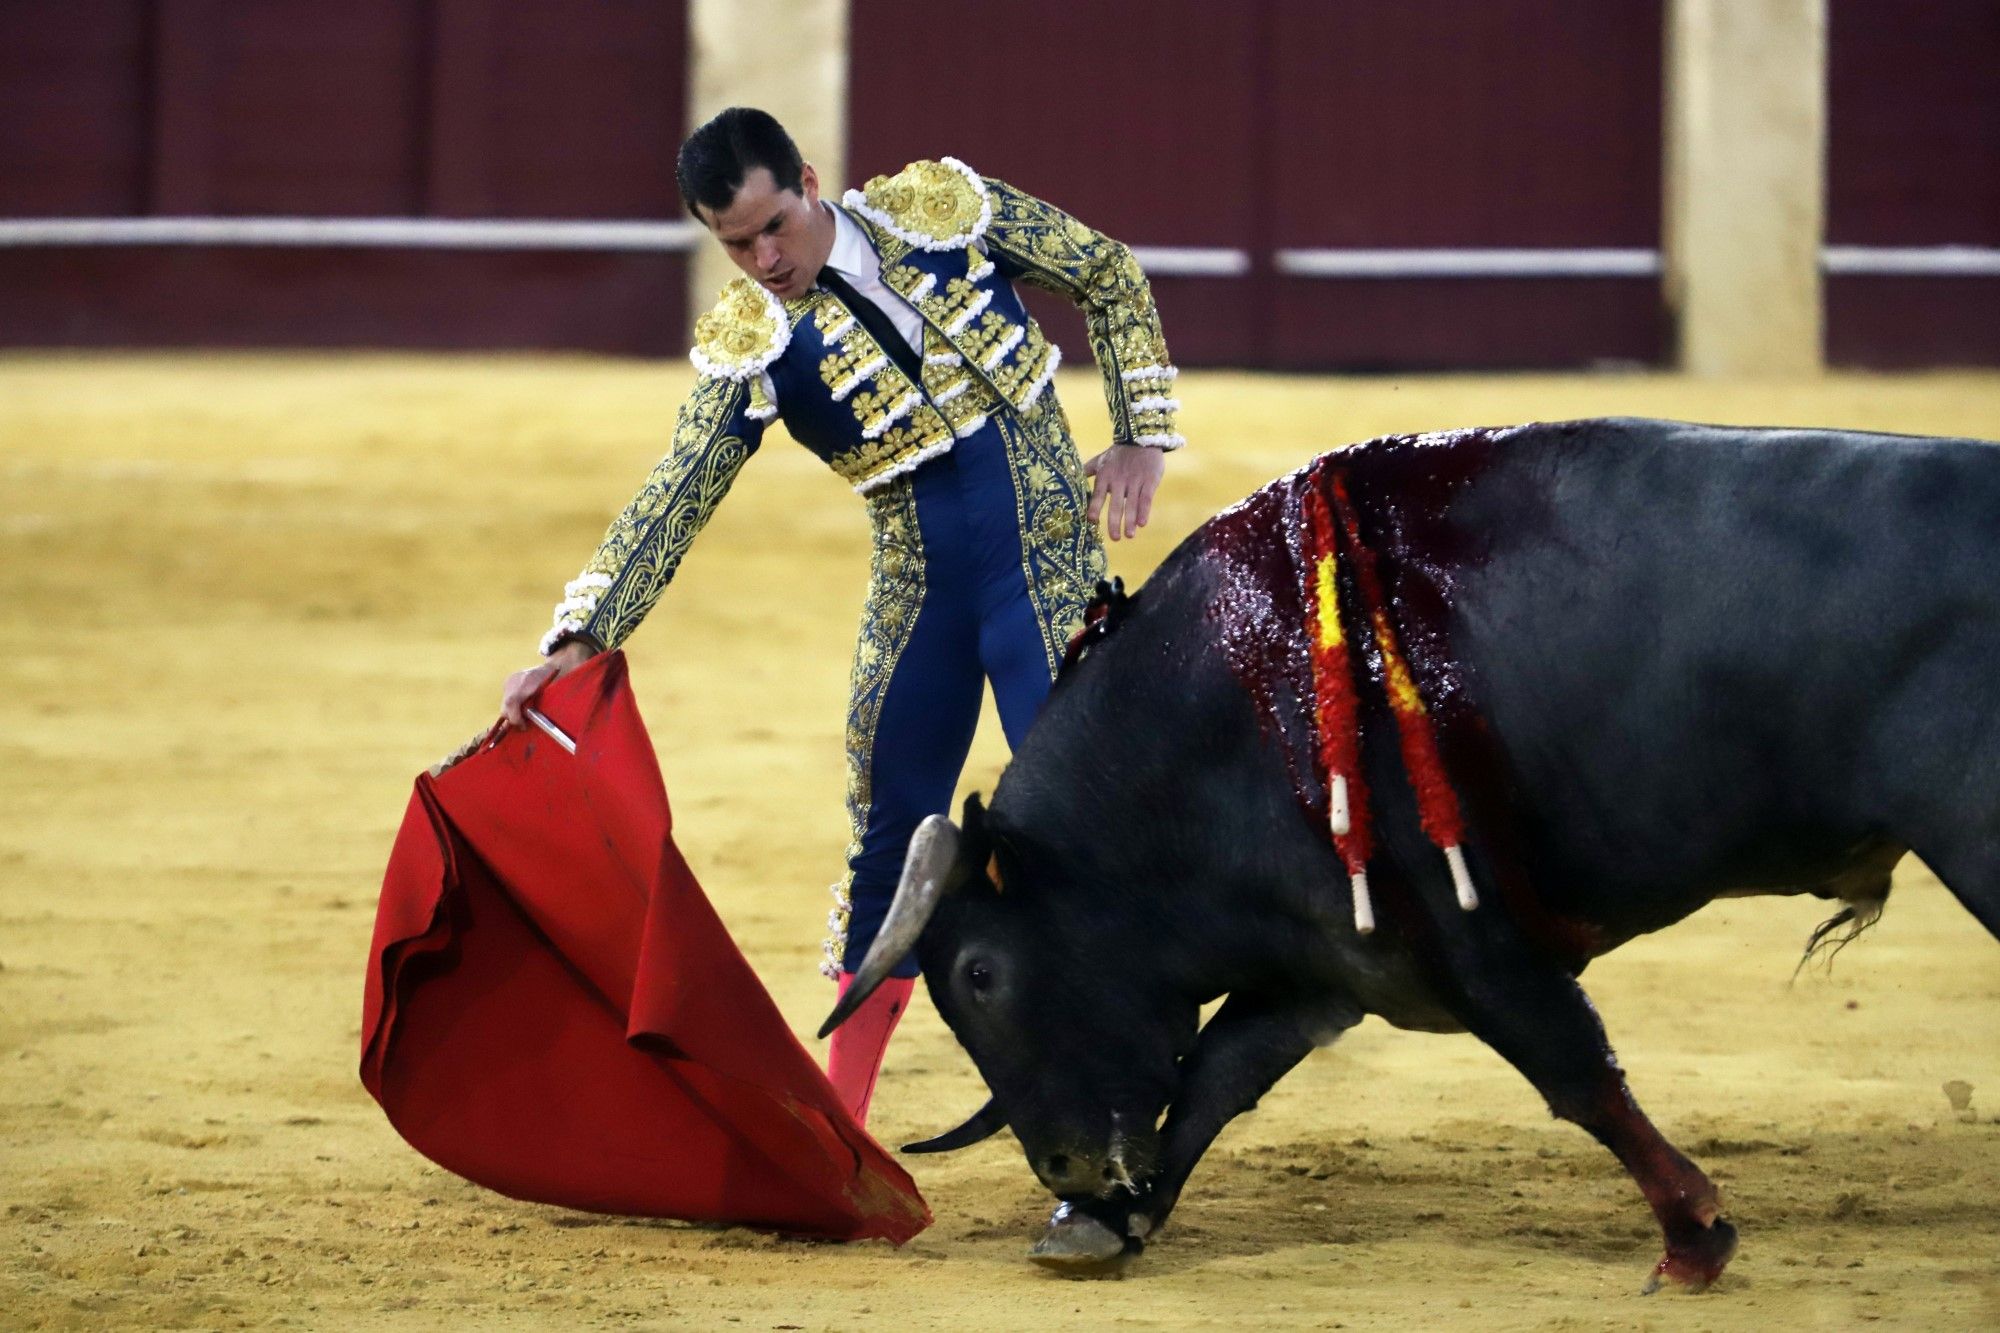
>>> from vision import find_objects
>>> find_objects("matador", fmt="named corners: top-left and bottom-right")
top-left (501, 108), bottom-right (1184, 1125)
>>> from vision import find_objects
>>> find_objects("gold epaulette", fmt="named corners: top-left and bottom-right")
top-left (843, 157), bottom-right (991, 252)
top-left (689, 277), bottom-right (792, 381)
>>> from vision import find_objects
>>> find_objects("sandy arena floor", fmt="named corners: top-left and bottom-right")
top-left (2, 357), bottom-right (1998, 1330)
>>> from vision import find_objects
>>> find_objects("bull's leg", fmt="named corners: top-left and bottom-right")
top-left (1871, 623), bottom-right (2000, 942)
top-left (1030, 990), bottom-right (1359, 1272)
top-left (1922, 842), bottom-right (2000, 941)
top-left (1432, 950), bottom-right (1736, 1292)
top-left (1901, 822), bottom-right (2000, 942)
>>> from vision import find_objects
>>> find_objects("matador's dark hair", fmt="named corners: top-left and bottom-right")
top-left (675, 107), bottom-right (805, 220)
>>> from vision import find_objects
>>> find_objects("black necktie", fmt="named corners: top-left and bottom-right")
top-left (816, 267), bottom-right (925, 384)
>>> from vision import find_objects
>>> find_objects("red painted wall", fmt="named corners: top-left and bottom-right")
top-left (1826, 0), bottom-right (2000, 368)
top-left (846, 0), bottom-right (1264, 367)
top-left (4, 3), bottom-right (1996, 365)
top-left (0, 0), bottom-right (690, 353)
top-left (848, 0), bottom-right (1664, 370)
top-left (1264, 0), bottom-right (1663, 370)
top-left (0, 0), bottom-right (152, 214)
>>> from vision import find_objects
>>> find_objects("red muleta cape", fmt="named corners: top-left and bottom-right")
top-left (359, 652), bottom-right (930, 1243)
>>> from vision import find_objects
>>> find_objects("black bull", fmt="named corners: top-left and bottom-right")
top-left (820, 418), bottom-right (2000, 1289)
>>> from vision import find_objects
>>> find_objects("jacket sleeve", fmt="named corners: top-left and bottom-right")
top-left (980, 175), bottom-right (1183, 449)
top-left (539, 375), bottom-right (764, 655)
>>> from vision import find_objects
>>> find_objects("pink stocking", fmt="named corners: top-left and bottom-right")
top-left (827, 972), bottom-right (916, 1126)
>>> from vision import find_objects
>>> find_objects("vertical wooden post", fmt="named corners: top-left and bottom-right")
top-left (684, 0), bottom-right (850, 325)
top-left (1664, 0), bottom-right (1827, 375)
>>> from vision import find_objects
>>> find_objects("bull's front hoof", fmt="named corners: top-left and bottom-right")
top-left (1640, 1217), bottom-right (1740, 1295)
top-left (1028, 1204), bottom-right (1142, 1277)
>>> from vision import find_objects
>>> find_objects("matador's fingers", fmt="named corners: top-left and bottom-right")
top-left (1133, 472), bottom-right (1158, 533)
top-left (1105, 476), bottom-right (1130, 542)
top-left (500, 662), bottom-right (558, 728)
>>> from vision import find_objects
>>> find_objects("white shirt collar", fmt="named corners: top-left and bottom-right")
top-left (822, 202), bottom-right (880, 283)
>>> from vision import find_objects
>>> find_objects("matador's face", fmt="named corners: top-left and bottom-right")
top-left (700, 165), bottom-right (836, 303)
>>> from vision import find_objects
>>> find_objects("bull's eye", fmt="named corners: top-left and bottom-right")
top-left (966, 960), bottom-right (993, 995)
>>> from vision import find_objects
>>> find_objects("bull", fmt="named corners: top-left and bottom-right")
top-left (819, 417), bottom-right (2000, 1291)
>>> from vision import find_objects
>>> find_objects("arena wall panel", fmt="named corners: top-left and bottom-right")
top-left (4, 2), bottom-right (1996, 366)
top-left (1827, 0), bottom-right (2000, 367)
top-left (849, 0), bottom-right (1665, 370)
top-left (1267, 0), bottom-right (1664, 370)
top-left (1, 0), bottom-right (689, 352)
top-left (847, 0), bottom-right (1262, 368)
top-left (0, 0), bottom-right (151, 214)
top-left (0, 248), bottom-right (687, 353)
top-left (425, 0), bottom-right (688, 219)
top-left (159, 0), bottom-right (428, 215)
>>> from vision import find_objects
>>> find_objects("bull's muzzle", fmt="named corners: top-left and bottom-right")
top-left (1033, 1147), bottom-right (1145, 1200)
top-left (1031, 1113), bottom-right (1156, 1200)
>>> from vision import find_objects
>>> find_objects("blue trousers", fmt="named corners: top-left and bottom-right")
top-left (829, 407), bottom-right (1104, 977)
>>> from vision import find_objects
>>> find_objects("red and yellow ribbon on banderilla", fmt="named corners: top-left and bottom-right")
top-left (1301, 467), bottom-right (1479, 934)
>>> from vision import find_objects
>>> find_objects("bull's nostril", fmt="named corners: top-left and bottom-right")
top-left (1044, 1154), bottom-right (1070, 1179)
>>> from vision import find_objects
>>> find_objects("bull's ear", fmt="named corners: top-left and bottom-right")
top-left (958, 793), bottom-right (1008, 896)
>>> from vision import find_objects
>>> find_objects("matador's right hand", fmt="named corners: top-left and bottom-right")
top-left (501, 638), bottom-right (598, 728)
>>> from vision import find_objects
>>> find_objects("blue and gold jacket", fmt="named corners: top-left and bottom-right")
top-left (543, 157), bottom-right (1182, 655)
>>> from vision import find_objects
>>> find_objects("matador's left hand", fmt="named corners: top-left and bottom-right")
top-left (1083, 443), bottom-right (1168, 542)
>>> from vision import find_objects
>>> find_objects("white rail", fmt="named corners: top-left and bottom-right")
top-left (1821, 245), bottom-right (2000, 276)
top-left (0, 216), bottom-right (704, 251)
top-left (1129, 246), bottom-right (1252, 277)
top-left (4, 221), bottom-right (1995, 281)
top-left (1275, 247), bottom-right (1662, 279)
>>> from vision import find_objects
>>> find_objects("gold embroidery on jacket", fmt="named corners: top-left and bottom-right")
top-left (812, 282), bottom-right (954, 470)
top-left (819, 328), bottom-right (889, 401)
top-left (812, 294), bottom-right (859, 341)
top-left (849, 368), bottom-right (923, 437)
top-left (988, 326), bottom-right (1059, 407)
top-left (851, 159), bottom-right (988, 249)
top-left (560, 376), bottom-right (759, 652)
top-left (840, 407), bottom-right (955, 483)
top-left (824, 166), bottom-right (1181, 490)
top-left (956, 309), bottom-right (1022, 373)
top-left (690, 278), bottom-right (790, 379)
top-left (980, 176), bottom-right (1180, 445)
top-left (904, 271), bottom-right (990, 337)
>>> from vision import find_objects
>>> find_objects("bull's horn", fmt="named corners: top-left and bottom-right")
top-left (816, 814), bottom-right (961, 1039)
top-left (901, 1097), bottom-right (1007, 1154)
